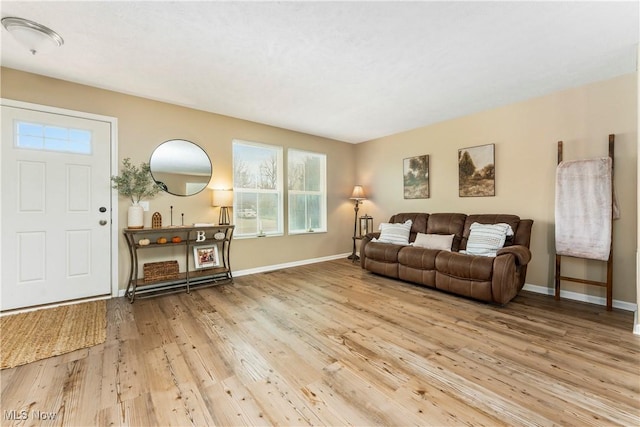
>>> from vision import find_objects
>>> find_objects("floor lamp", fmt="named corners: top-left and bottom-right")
top-left (348, 185), bottom-right (366, 262)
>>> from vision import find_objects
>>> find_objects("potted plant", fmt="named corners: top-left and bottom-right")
top-left (111, 158), bottom-right (164, 228)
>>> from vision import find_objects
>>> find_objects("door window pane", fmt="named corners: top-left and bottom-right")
top-left (15, 121), bottom-right (92, 155)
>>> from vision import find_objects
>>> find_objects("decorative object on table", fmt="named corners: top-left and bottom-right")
top-left (170, 206), bottom-right (173, 226)
top-left (359, 214), bottom-right (373, 238)
top-left (458, 143), bottom-right (495, 197)
top-left (111, 158), bottom-right (164, 229)
top-left (403, 155), bottom-right (429, 199)
top-left (138, 238), bottom-right (150, 246)
top-left (143, 260), bottom-right (179, 283)
top-left (214, 232), bottom-right (226, 240)
top-left (194, 244), bottom-right (220, 269)
top-left (171, 236), bottom-right (182, 243)
top-left (212, 189), bottom-right (234, 225)
top-left (156, 237), bottom-right (167, 244)
top-left (152, 212), bottom-right (162, 229)
top-left (181, 213), bottom-right (184, 226)
top-left (348, 185), bottom-right (366, 262)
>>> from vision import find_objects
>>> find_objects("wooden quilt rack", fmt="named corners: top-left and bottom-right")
top-left (555, 134), bottom-right (614, 310)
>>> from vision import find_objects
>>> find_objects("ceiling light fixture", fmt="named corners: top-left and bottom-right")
top-left (1, 17), bottom-right (64, 55)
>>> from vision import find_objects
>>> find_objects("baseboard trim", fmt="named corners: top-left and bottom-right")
top-left (234, 253), bottom-right (352, 277)
top-left (522, 283), bottom-right (638, 312)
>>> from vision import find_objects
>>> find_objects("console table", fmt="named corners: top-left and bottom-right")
top-left (123, 224), bottom-right (234, 302)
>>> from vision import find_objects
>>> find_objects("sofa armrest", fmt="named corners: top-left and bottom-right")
top-left (359, 232), bottom-right (380, 268)
top-left (496, 245), bottom-right (531, 266)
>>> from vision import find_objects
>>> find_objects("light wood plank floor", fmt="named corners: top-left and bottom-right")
top-left (2, 259), bottom-right (639, 426)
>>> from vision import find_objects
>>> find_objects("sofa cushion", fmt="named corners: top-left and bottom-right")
top-left (398, 246), bottom-right (439, 288)
top-left (376, 220), bottom-right (412, 245)
top-left (388, 213), bottom-right (428, 242)
top-left (461, 214), bottom-right (520, 249)
top-left (413, 233), bottom-right (454, 251)
top-left (363, 242), bottom-right (403, 278)
top-left (435, 251), bottom-right (494, 281)
top-left (426, 213), bottom-right (467, 251)
top-left (463, 222), bottom-right (513, 257)
top-left (398, 246), bottom-right (439, 269)
top-left (364, 258), bottom-right (400, 278)
top-left (364, 241), bottom-right (404, 263)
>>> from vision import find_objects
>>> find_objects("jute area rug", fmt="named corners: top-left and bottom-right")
top-left (1, 300), bottom-right (106, 370)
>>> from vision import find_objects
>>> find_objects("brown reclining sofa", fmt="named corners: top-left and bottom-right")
top-left (360, 213), bottom-right (533, 304)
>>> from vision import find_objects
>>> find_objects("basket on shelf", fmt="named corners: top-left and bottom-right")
top-left (143, 260), bottom-right (179, 282)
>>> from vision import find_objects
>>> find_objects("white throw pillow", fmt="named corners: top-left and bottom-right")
top-left (413, 233), bottom-right (454, 251)
top-left (463, 222), bottom-right (514, 257)
top-left (375, 220), bottom-right (413, 245)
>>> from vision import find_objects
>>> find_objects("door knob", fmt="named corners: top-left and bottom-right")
top-left (99, 220), bottom-right (108, 226)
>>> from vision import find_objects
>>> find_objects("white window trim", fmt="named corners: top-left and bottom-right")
top-left (287, 148), bottom-right (327, 235)
top-left (232, 139), bottom-right (284, 238)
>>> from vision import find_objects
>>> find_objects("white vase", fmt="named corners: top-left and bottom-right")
top-left (127, 203), bottom-right (144, 229)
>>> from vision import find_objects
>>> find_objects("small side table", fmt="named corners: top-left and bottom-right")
top-left (348, 236), bottom-right (363, 264)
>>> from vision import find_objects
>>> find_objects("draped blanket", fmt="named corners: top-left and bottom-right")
top-left (555, 157), bottom-right (617, 261)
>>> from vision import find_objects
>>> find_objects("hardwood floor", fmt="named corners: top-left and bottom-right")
top-left (2, 259), bottom-right (639, 426)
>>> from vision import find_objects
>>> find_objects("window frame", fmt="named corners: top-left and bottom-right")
top-left (15, 120), bottom-right (93, 155)
top-left (287, 148), bottom-right (327, 235)
top-left (232, 139), bottom-right (284, 238)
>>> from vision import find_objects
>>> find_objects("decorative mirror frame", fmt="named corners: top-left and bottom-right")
top-left (149, 139), bottom-right (212, 197)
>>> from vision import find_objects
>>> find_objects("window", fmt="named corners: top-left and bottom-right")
top-left (233, 140), bottom-right (283, 237)
top-left (15, 121), bottom-right (92, 154)
top-left (288, 149), bottom-right (327, 233)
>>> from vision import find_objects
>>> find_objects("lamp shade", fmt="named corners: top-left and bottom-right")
top-left (212, 189), bottom-right (233, 207)
top-left (350, 185), bottom-right (366, 200)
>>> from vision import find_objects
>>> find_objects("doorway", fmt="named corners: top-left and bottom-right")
top-left (1, 100), bottom-right (118, 311)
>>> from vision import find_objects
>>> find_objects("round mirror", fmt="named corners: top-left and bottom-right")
top-left (149, 139), bottom-right (212, 197)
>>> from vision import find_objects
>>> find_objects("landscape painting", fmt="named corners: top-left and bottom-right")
top-left (458, 144), bottom-right (495, 197)
top-left (403, 155), bottom-right (429, 199)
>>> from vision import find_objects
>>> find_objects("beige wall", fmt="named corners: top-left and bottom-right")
top-left (2, 67), bottom-right (637, 305)
top-left (1, 68), bottom-right (357, 290)
top-left (356, 73), bottom-right (638, 304)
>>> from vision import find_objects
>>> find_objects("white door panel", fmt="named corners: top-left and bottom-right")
top-left (1, 105), bottom-right (112, 310)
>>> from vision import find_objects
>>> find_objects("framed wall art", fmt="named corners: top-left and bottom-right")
top-left (458, 143), bottom-right (495, 197)
top-left (403, 155), bottom-right (429, 199)
top-left (193, 244), bottom-right (220, 269)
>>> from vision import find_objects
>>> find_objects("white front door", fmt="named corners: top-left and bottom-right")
top-left (1, 104), bottom-right (113, 310)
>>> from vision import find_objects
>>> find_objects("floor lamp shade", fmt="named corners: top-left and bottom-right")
top-left (350, 185), bottom-right (366, 201)
top-left (212, 189), bottom-right (233, 225)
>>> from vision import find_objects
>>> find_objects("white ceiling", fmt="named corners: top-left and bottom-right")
top-left (1, 1), bottom-right (638, 144)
